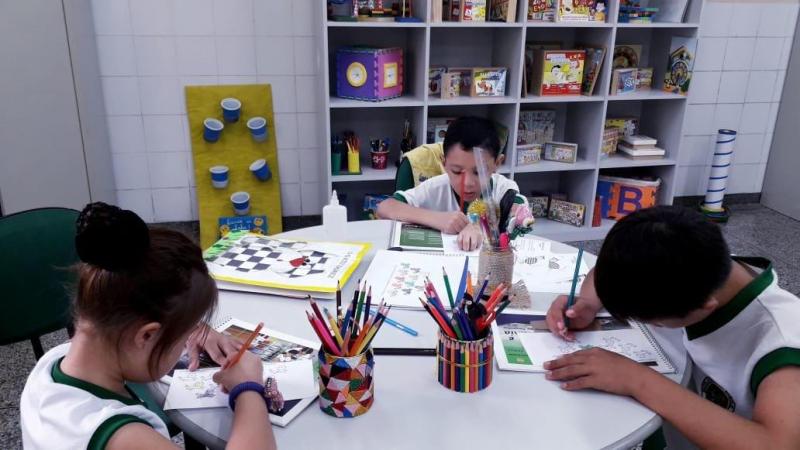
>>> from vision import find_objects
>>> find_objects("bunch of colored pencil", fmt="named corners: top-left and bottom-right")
top-left (419, 257), bottom-right (511, 342)
top-left (305, 281), bottom-right (391, 357)
top-left (437, 331), bottom-right (494, 393)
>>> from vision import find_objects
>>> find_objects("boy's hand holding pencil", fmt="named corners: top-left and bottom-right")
top-left (545, 295), bottom-right (602, 341)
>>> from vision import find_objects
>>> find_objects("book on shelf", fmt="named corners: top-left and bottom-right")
top-left (605, 117), bottom-right (639, 137)
top-left (492, 313), bottom-right (675, 373)
top-left (579, 46), bottom-right (606, 96)
top-left (489, 0), bottom-right (518, 22)
top-left (618, 144), bottom-right (666, 159)
top-left (548, 198), bottom-right (585, 226)
top-left (517, 109), bottom-right (556, 145)
top-left (203, 231), bottom-right (370, 299)
top-left (636, 67), bottom-right (653, 91)
top-left (530, 49), bottom-right (585, 96)
top-left (461, 0), bottom-right (487, 21)
top-left (524, 42), bottom-right (562, 95)
top-left (556, 0), bottom-right (605, 22)
top-left (527, 0), bottom-right (556, 21)
top-left (621, 134), bottom-right (657, 147)
top-left (610, 68), bottom-right (637, 95)
top-left (663, 37), bottom-right (697, 96)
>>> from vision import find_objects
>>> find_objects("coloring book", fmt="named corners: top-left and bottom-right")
top-left (204, 231), bottom-right (369, 299)
top-left (162, 318), bottom-right (319, 427)
top-left (491, 313), bottom-right (675, 373)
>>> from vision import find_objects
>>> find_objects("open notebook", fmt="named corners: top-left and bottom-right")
top-left (162, 318), bottom-right (320, 427)
top-left (389, 221), bottom-right (480, 257)
top-left (362, 249), bottom-right (477, 309)
top-left (491, 313), bottom-right (675, 374)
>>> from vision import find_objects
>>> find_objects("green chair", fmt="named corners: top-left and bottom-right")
top-left (0, 207), bottom-right (79, 358)
top-left (0, 207), bottom-right (204, 447)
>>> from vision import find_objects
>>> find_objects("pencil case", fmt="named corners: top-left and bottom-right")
top-left (436, 330), bottom-right (494, 393)
top-left (318, 347), bottom-right (374, 417)
top-left (477, 246), bottom-right (514, 297)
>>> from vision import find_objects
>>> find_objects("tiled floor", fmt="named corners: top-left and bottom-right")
top-left (2, 204), bottom-right (798, 449)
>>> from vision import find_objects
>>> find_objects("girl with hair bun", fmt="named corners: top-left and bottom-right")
top-left (20, 202), bottom-right (277, 450)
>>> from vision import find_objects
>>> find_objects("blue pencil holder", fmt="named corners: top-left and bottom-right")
top-left (209, 165), bottom-right (229, 189)
top-left (230, 191), bottom-right (250, 216)
top-left (247, 117), bottom-right (268, 142)
top-left (249, 159), bottom-right (271, 181)
top-left (203, 118), bottom-right (224, 143)
top-left (221, 98), bottom-right (241, 122)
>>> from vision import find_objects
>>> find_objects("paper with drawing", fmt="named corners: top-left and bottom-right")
top-left (164, 359), bottom-right (317, 410)
top-left (512, 238), bottom-right (589, 294)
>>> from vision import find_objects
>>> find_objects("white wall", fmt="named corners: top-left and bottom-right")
top-left (92, 0), bottom-right (797, 223)
top-left (91, 0), bottom-right (322, 222)
top-left (676, 0), bottom-right (798, 196)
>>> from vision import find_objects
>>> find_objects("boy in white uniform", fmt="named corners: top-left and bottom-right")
top-left (544, 206), bottom-right (800, 448)
top-left (378, 117), bottom-right (527, 251)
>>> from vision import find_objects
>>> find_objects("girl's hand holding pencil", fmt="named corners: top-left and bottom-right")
top-left (213, 350), bottom-right (264, 394)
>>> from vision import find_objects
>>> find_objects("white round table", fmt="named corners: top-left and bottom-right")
top-left (148, 220), bottom-right (689, 450)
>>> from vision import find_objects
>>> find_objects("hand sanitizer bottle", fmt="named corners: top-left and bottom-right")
top-left (322, 190), bottom-right (347, 241)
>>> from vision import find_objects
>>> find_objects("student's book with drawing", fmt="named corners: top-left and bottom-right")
top-left (162, 318), bottom-right (320, 427)
top-left (491, 313), bottom-right (675, 374)
top-left (389, 221), bottom-right (480, 257)
top-left (204, 230), bottom-right (370, 299)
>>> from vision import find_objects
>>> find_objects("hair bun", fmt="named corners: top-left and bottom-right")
top-left (75, 202), bottom-right (150, 271)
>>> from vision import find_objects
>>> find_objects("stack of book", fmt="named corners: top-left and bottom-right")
top-left (617, 134), bottom-right (665, 160)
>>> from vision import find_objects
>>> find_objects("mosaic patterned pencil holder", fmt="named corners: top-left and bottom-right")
top-left (477, 246), bottom-right (514, 297)
top-left (436, 330), bottom-right (494, 393)
top-left (318, 348), bottom-right (374, 418)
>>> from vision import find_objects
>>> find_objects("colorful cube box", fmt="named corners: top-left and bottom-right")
top-left (336, 46), bottom-right (404, 102)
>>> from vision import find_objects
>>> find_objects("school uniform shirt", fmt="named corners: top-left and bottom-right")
top-left (20, 343), bottom-right (169, 450)
top-left (392, 173), bottom-right (527, 213)
top-left (683, 257), bottom-right (800, 419)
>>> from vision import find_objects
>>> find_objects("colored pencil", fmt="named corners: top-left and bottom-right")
top-left (419, 298), bottom-right (456, 338)
top-left (223, 321), bottom-right (263, 369)
top-left (336, 281), bottom-right (342, 324)
top-left (354, 282), bottom-right (367, 331)
top-left (475, 274), bottom-right (490, 301)
top-left (564, 246), bottom-right (584, 329)
top-left (306, 312), bottom-right (341, 356)
top-left (363, 286), bottom-right (372, 329)
top-left (368, 308), bottom-right (418, 336)
top-left (454, 257), bottom-right (469, 307)
top-left (324, 307), bottom-right (345, 346)
top-left (340, 299), bottom-right (355, 336)
top-left (442, 267), bottom-right (455, 309)
top-left (466, 271), bottom-right (473, 297)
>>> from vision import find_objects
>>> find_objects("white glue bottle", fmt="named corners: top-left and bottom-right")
top-left (322, 190), bottom-right (347, 241)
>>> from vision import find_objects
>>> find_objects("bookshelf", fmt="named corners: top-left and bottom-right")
top-left (315, 0), bottom-right (704, 242)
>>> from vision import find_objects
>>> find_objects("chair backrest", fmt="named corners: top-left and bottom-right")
top-left (394, 143), bottom-right (445, 192)
top-left (0, 208), bottom-right (79, 345)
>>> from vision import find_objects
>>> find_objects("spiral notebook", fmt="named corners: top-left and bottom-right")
top-left (491, 313), bottom-right (675, 374)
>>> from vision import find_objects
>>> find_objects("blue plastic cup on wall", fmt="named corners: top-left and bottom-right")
top-left (203, 118), bottom-right (224, 142)
top-left (249, 159), bottom-right (271, 181)
top-left (221, 98), bottom-right (242, 122)
top-left (247, 117), bottom-right (268, 142)
top-left (209, 165), bottom-right (229, 189)
top-left (230, 191), bottom-right (250, 216)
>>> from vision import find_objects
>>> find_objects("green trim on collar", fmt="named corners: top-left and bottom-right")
top-left (88, 415), bottom-right (151, 450)
top-left (686, 257), bottom-right (774, 341)
top-left (51, 357), bottom-right (142, 406)
top-left (392, 192), bottom-right (408, 203)
top-left (750, 347), bottom-right (800, 396)
top-left (513, 195), bottom-right (525, 205)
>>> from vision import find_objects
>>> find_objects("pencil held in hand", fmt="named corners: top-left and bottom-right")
top-left (222, 322), bottom-right (263, 369)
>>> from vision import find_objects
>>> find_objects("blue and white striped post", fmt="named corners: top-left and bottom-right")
top-left (703, 129), bottom-right (737, 214)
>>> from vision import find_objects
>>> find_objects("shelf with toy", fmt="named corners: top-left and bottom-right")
top-left (328, 0), bottom-right (429, 24)
top-left (518, 101), bottom-right (606, 165)
top-left (327, 27), bottom-right (427, 103)
top-left (429, 26), bottom-right (524, 102)
top-left (605, 98), bottom-right (684, 162)
top-left (523, 26), bottom-right (614, 100)
top-left (516, 169), bottom-right (598, 230)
